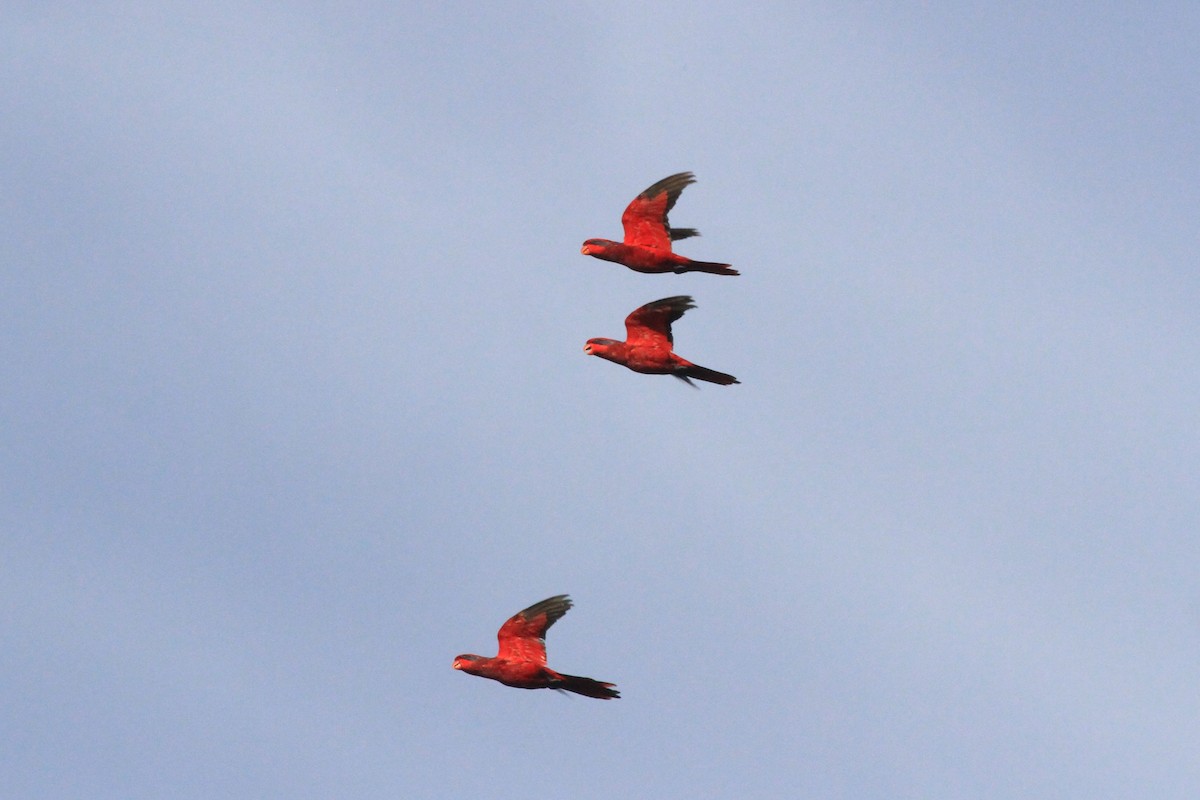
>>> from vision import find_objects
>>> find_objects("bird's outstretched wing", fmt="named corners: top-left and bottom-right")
top-left (624, 296), bottom-right (695, 348)
top-left (496, 595), bottom-right (572, 666)
top-left (621, 172), bottom-right (696, 251)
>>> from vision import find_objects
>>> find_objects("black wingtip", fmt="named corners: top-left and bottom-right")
top-left (638, 172), bottom-right (698, 212)
top-left (518, 594), bottom-right (573, 622)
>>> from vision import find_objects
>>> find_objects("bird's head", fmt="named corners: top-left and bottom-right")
top-left (453, 654), bottom-right (481, 671)
top-left (581, 238), bottom-right (616, 256)
top-left (583, 338), bottom-right (618, 356)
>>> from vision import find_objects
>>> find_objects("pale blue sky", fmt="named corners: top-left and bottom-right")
top-left (3, 4), bottom-right (1198, 798)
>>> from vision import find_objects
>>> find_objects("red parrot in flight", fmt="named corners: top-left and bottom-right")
top-left (452, 595), bottom-right (619, 699)
top-left (584, 295), bottom-right (740, 386)
top-left (581, 172), bottom-right (738, 276)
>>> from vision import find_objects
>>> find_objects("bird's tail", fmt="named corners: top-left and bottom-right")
top-left (675, 258), bottom-right (739, 277)
top-left (675, 364), bottom-right (740, 386)
top-left (553, 673), bottom-right (620, 699)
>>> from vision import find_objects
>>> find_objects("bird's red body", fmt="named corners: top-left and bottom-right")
top-left (581, 172), bottom-right (738, 276)
top-left (452, 595), bottom-right (619, 700)
top-left (584, 296), bottom-right (739, 386)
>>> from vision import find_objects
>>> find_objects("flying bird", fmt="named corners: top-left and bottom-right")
top-left (581, 172), bottom-right (738, 276)
top-left (452, 595), bottom-right (619, 700)
top-left (584, 295), bottom-right (739, 386)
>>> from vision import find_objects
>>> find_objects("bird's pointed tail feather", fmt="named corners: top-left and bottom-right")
top-left (680, 364), bottom-right (739, 386)
top-left (554, 673), bottom-right (620, 699)
top-left (675, 259), bottom-right (738, 276)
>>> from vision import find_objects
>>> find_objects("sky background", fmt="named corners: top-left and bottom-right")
top-left (3, 3), bottom-right (1199, 798)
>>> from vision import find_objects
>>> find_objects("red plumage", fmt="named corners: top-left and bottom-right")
top-left (581, 172), bottom-right (738, 276)
top-left (453, 595), bottom-right (619, 700)
top-left (584, 296), bottom-right (740, 386)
